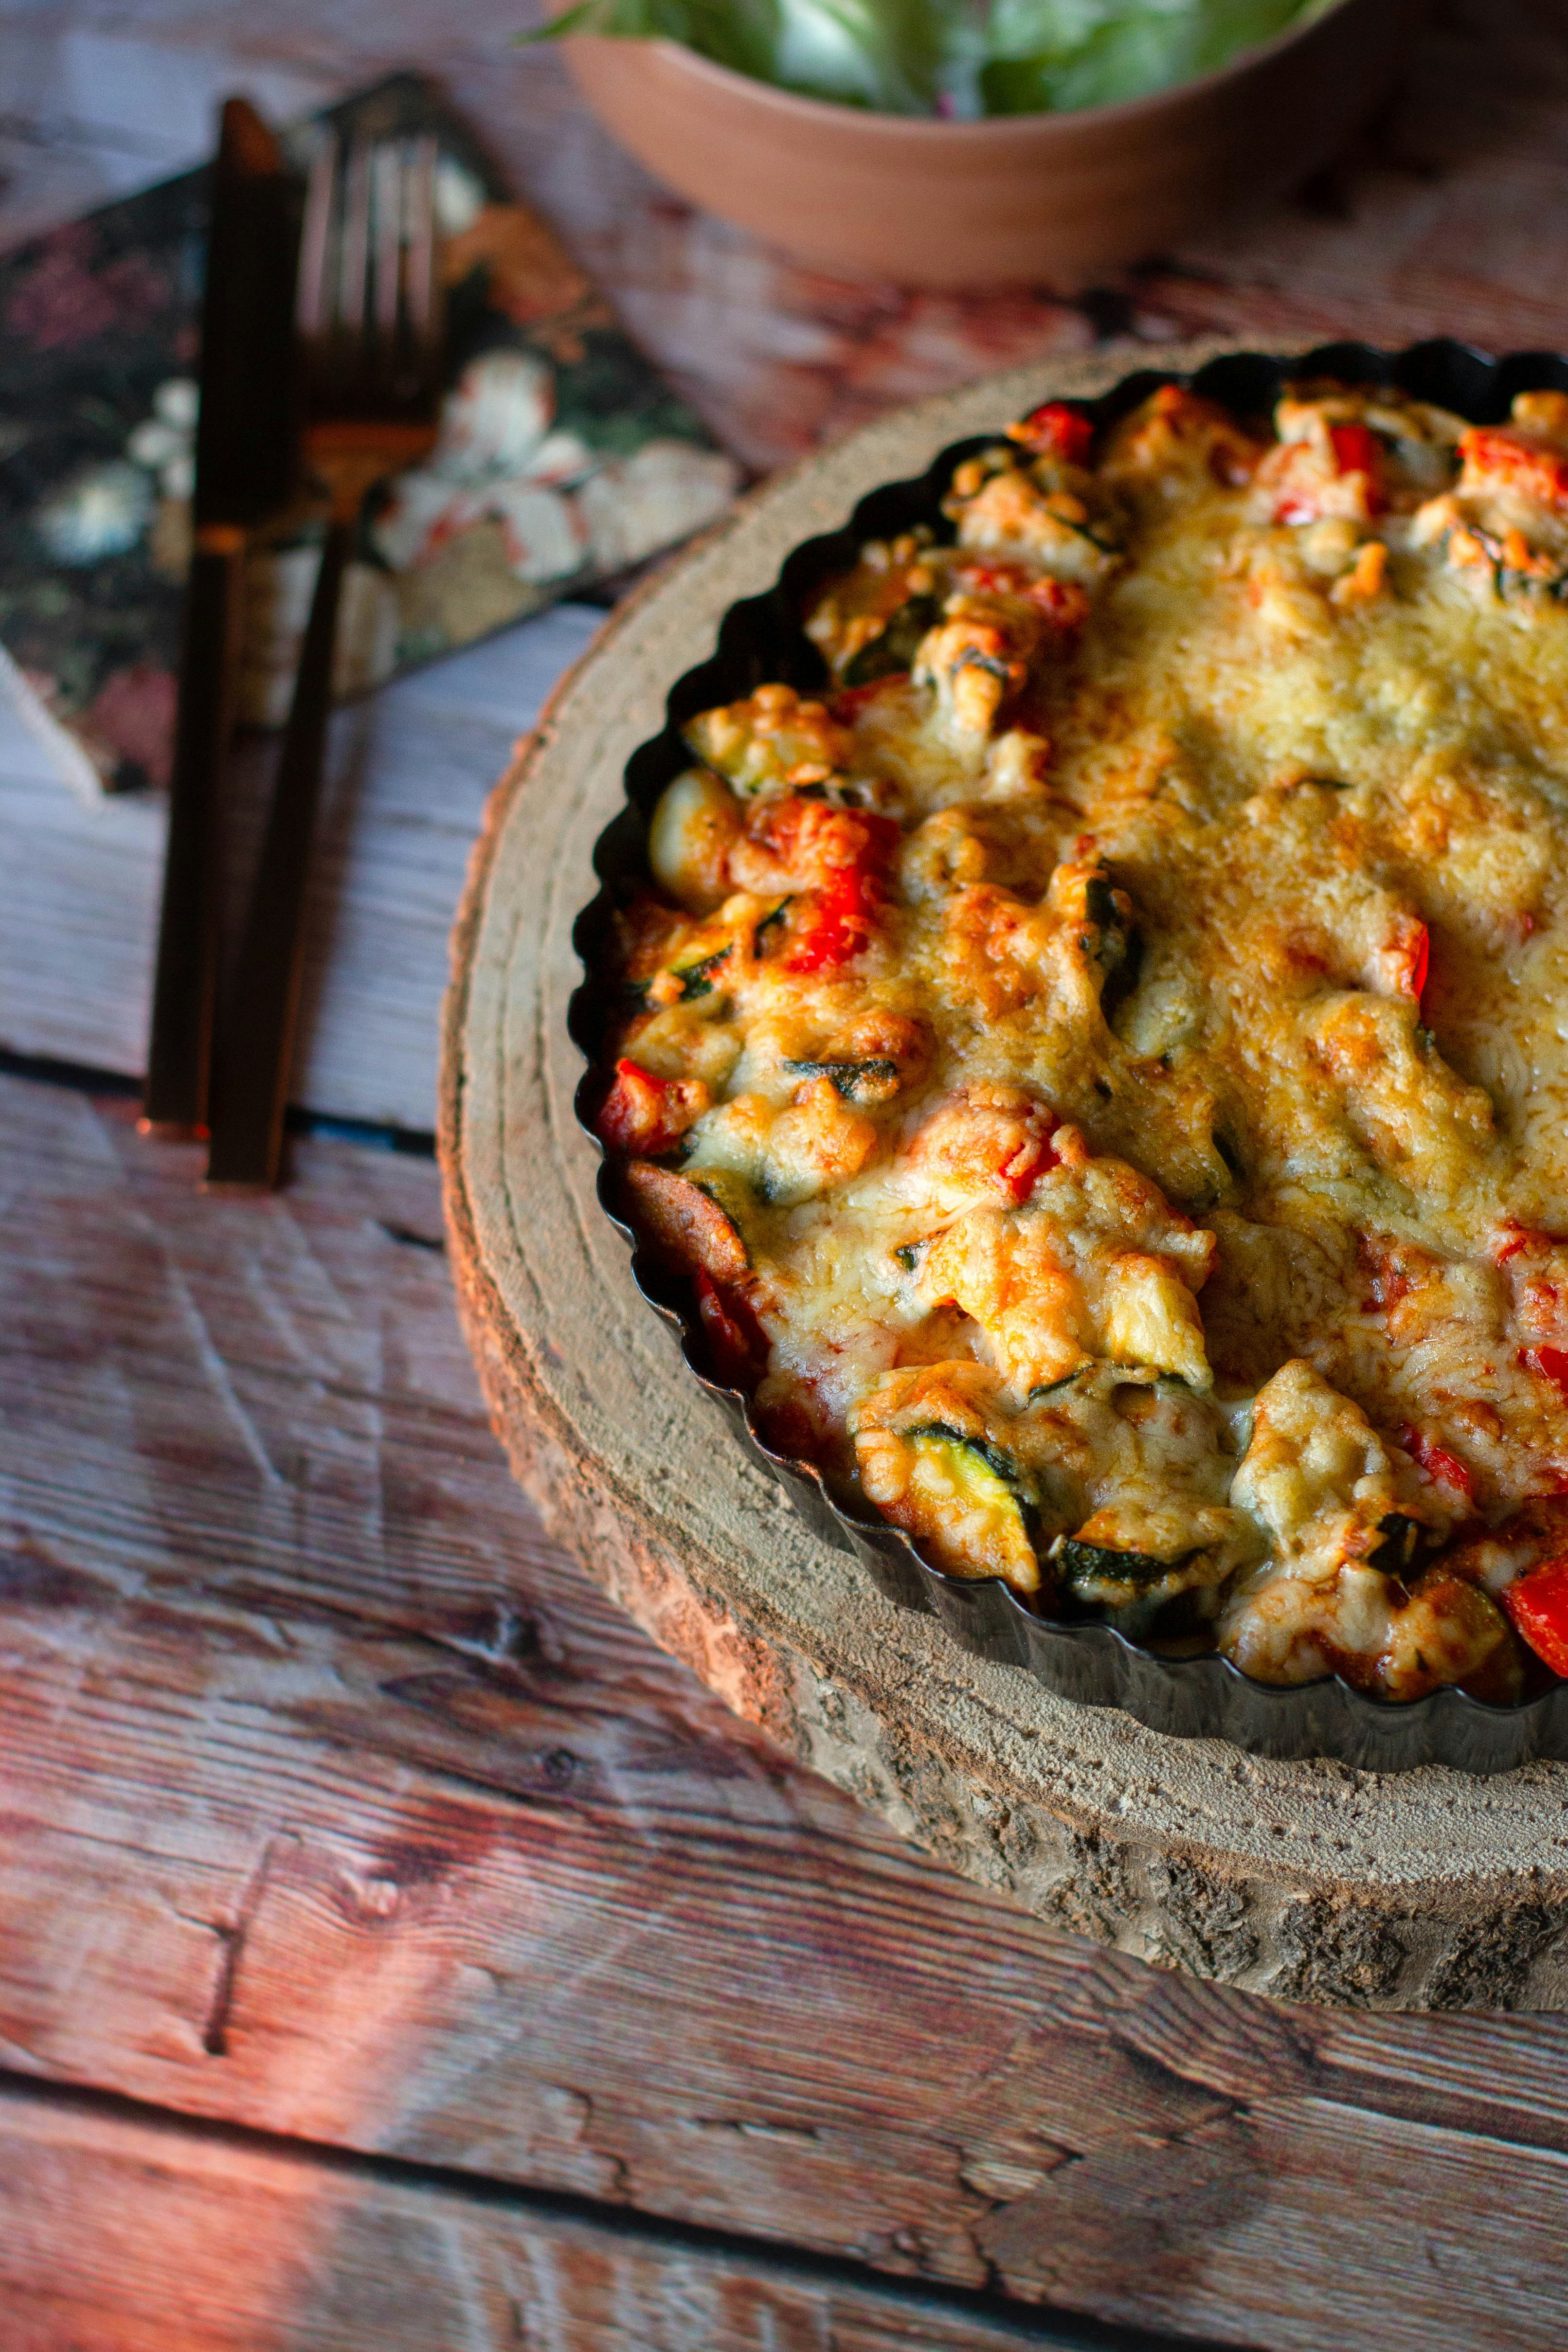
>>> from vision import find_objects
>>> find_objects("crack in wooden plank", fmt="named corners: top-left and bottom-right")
top-left (200, 1832), bottom-right (302, 2059)
top-left (0, 2065), bottom-right (1250, 2352)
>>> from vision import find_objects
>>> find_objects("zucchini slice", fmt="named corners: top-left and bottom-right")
top-left (1081, 870), bottom-right (1140, 994)
top-left (753, 898), bottom-right (793, 953)
top-left (667, 940), bottom-right (732, 1001)
top-left (626, 937), bottom-right (732, 1005)
top-left (842, 592), bottom-right (943, 688)
top-left (783, 1054), bottom-right (902, 1104)
top-left (648, 766), bottom-right (742, 913)
top-left (897, 1422), bottom-right (1040, 1592)
top-left (1053, 1536), bottom-right (1199, 1611)
top-left (1372, 1512), bottom-right (1429, 1580)
top-left (630, 898), bottom-right (791, 1004)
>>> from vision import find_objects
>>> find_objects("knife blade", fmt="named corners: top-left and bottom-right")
top-left (141, 96), bottom-right (299, 1137)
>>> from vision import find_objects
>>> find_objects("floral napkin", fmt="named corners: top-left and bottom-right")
top-left (0, 72), bottom-right (740, 793)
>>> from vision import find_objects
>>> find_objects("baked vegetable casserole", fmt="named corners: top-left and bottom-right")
top-left (593, 377), bottom-right (1568, 1705)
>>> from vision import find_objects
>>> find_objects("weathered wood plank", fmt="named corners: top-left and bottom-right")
top-left (1139, 0), bottom-right (1568, 363)
top-left (0, 602), bottom-right (603, 1132)
top-left (0, 1073), bottom-right (569, 1633)
top-left (3, 9), bottom-right (1567, 2341)
top-left (0, 2082), bottom-right (1122, 2352)
top-left (7, 1075), bottom-right (1568, 2350)
top-left (9, 1568), bottom-right (1568, 2352)
top-left (3, 0), bottom-right (1563, 1142)
top-left (1314, 2005), bottom-right (1568, 2149)
top-left (0, 30), bottom-right (337, 251)
top-left (508, 0), bottom-right (1568, 467)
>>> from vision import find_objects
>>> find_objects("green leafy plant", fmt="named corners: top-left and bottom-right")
top-left (523, 0), bottom-right (1340, 116)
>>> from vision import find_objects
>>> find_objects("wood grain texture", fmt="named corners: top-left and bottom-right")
top-left (441, 346), bottom-right (1568, 2011)
top-left (0, 2084), bottom-right (1122, 2352)
top-left (0, 603), bottom-right (603, 1131)
top-left (6, 5), bottom-right (1568, 2331)
top-left (3, 2), bottom-right (1556, 471)
top-left (1129, 2), bottom-right (1568, 371)
top-left (5, 0), bottom-right (1565, 1132)
top-left (11, 1072), bottom-right (1568, 2348)
top-left (531, 1), bottom-right (1568, 467)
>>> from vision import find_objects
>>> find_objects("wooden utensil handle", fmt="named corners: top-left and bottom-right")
top-left (205, 520), bottom-right (349, 1191)
top-left (142, 528), bottom-right (247, 1136)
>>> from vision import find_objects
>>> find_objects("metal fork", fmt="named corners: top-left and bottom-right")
top-left (204, 128), bottom-right (444, 1189)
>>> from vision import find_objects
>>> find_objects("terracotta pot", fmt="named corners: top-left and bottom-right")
top-left (554, 0), bottom-right (1428, 291)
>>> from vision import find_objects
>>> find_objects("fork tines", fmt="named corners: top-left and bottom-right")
top-left (203, 120), bottom-right (444, 1190)
top-left (297, 128), bottom-right (441, 414)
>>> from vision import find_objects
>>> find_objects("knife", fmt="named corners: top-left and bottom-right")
top-left (141, 97), bottom-right (299, 1137)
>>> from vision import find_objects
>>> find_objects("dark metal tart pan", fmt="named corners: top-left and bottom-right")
top-left (569, 339), bottom-right (1568, 1775)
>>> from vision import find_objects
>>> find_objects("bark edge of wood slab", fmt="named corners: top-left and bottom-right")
top-left (439, 341), bottom-right (1568, 2013)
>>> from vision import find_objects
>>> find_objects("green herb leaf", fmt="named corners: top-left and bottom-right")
top-left (522, 0), bottom-right (1331, 118)
top-left (979, 0), bottom-right (1316, 115)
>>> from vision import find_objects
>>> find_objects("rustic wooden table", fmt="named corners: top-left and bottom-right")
top-left (4, 6), bottom-right (1568, 2346)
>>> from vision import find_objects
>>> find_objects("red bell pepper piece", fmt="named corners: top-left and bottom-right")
top-left (1358, 1237), bottom-right (1414, 1315)
top-left (780, 809), bottom-right (898, 974)
top-left (784, 864), bottom-right (883, 972)
top-left (597, 1059), bottom-right (702, 1157)
top-left (1000, 1122), bottom-right (1059, 1204)
top-left (1397, 919), bottom-right (1429, 1004)
top-left (1397, 1424), bottom-right (1476, 1502)
top-left (1330, 422), bottom-right (1385, 500)
top-left (1275, 420), bottom-right (1387, 525)
top-left (1459, 426), bottom-right (1568, 510)
top-left (1502, 1556), bottom-right (1568, 1677)
top-left (1009, 401), bottom-right (1095, 467)
top-left (694, 1269), bottom-right (768, 1383)
top-left (1495, 1222), bottom-right (1565, 1266)
top-left (1523, 1344), bottom-right (1568, 1406)
top-left (830, 676), bottom-right (906, 724)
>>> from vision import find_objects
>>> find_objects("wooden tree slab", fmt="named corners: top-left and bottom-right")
top-left (440, 347), bottom-right (1568, 2012)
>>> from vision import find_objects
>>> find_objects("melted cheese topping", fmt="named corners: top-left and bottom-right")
top-left (597, 384), bottom-right (1568, 1702)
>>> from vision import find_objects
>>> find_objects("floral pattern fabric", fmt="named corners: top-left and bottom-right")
top-left (0, 72), bottom-right (740, 792)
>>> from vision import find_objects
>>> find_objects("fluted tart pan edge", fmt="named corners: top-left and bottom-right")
top-left (568, 337), bottom-right (1568, 1776)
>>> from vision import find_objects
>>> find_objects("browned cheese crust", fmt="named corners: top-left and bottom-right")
top-left (593, 383), bottom-right (1568, 1702)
